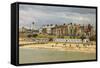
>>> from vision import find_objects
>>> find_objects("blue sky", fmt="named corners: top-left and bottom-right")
top-left (19, 4), bottom-right (96, 29)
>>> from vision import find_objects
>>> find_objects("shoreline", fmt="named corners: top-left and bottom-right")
top-left (19, 43), bottom-right (96, 53)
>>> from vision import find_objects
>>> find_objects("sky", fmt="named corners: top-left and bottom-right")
top-left (19, 4), bottom-right (96, 29)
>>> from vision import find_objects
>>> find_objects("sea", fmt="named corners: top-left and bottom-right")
top-left (19, 47), bottom-right (96, 64)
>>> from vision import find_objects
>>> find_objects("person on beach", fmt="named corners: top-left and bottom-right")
top-left (63, 43), bottom-right (66, 47)
top-left (52, 45), bottom-right (54, 47)
top-left (55, 42), bottom-right (58, 47)
top-left (69, 44), bottom-right (71, 47)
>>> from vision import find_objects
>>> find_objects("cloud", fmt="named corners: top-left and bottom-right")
top-left (19, 4), bottom-right (96, 29)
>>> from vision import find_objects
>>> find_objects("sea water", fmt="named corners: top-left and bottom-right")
top-left (19, 48), bottom-right (96, 64)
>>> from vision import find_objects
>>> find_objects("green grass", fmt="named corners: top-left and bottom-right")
top-left (19, 32), bottom-right (81, 39)
top-left (36, 34), bottom-right (57, 38)
top-left (35, 34), bottom-right (81, 39)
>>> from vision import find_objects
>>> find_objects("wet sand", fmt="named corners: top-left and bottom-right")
top-left (19, 42), bottom-right (96, 53)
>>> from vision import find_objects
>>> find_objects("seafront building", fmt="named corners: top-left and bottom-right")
top-left (19, 22), bottom-right (96, 44)
top-left (19, 22), bottom-right (95, 38)
top-left (40, 24), bottom-right (55, 35)
top-left (40, 23), bottom-right (95, 38)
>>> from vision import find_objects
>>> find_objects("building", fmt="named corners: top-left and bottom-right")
top-left (51, 24), bottom-right (68, 36)
top-left (40, 23), bottom-right (95, 38)
top-left (41, 24), bottom-right (55, 35)
top-left (51, 23), bottom-right (80, 36)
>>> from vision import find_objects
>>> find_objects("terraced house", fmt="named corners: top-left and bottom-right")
top-left (41, 23), bottom-right (94, 37)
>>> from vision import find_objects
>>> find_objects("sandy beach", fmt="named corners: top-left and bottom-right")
top-left (19, 41), bottom-right (96, 53)
top-left (19, 38), bottom-right (96, 64)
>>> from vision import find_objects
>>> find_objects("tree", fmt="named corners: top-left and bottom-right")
top-left (80, 34), bottom-right (86, 42)
top-left (32, 34), bottom-right (38, 38)
top-left (89, 35), bottom-right (96, 41)
top-left (49, 38), bottom-right (53, 41)
top-left (32, 21), bottom-right (35, 30)
top-left (27, 34), bottom-right (32, 38)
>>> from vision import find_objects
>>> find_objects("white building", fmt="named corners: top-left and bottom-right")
top-left (40, 24), bottom-right (55, 34)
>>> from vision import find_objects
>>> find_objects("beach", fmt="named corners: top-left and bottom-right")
top-left (19, 39), bottom-right (96, 64)
top-left (19, 41), bottom-right (96, 53)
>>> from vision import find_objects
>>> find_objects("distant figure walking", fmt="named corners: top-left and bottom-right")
top-left (63, 43), bottom-right (66, 47)
top-left (55, 42), bottom-right (58, 47)
top-left (51, 45), bottom-right (54, 47)
top-left (69, 44), bottom-right (71, 47)
top-left (76, 44), bottom-right (80, 49)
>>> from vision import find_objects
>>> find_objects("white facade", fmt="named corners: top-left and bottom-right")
top-left (53, 38), bottom-right (89, 43)
top-left (42, 25), bottom-right (55, 34)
